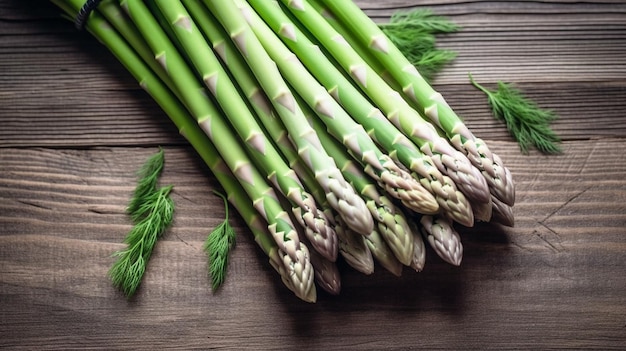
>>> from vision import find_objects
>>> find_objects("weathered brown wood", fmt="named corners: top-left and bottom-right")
top-left (1, 0), bottom-right (625, 350)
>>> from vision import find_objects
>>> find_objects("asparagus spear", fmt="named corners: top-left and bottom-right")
top-left (335, 217), bottom-right (375, 275)
top-left (202, 0), bottom-right (374, 236)
top-left (245, 0), bottom-right (474, 226)
top-left (317, 0), bottom-right (515, 207)
top-left (307, 239), bottom-right (341, 295)
top-left (419, 215), bottom-right (463, 266)
top-left (366, 230), bottom-right (404, 277)
top-left (50, 0), bottom-right (317, 301)
top-left (490, 195), bottom-right (515, 227)
top-left (409, 220), bottom-right (427, 272)
top-left (236, 0), bottom-right (439, 216)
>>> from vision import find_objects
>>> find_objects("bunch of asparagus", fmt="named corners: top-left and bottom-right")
top-left (51, 0), bottom-right (515, 302)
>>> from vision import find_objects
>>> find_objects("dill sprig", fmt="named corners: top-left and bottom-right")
top-left (380, 8), bottom-right (459, 82)
top-left (204, 191), bottom-right (236, 291)
top-left (127, 148), bottom-right (165, 219)
top-left (469, 73), bottom-right (562, 154)
top-left (109, 149), bottom-right (174, 298)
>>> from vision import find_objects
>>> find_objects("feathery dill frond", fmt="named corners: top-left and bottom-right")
top-left (470, 73), bottom-right (562, 154)
top-left (204, 191), bottom-right (236, 291)
top-left (380, 8), bottom-right (459, 82)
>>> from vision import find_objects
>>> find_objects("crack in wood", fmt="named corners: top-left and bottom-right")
top-left (533, 187), bottom-right (591, 253)
top-left (16, 199), bottom-right (52, 211)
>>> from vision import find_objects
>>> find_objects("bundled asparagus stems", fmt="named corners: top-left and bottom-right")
top-left (312, 0), bottom-right (515, 207)
top-left (51, 0), bottom-right (515, 302)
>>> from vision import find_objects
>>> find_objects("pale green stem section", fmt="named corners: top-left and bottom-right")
top-left (202, 0), bottom-right (373, 236)
top-left (317, 0), bottom-right (515, 207)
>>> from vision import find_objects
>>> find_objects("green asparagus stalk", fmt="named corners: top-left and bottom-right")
top-left (419, 215), bottom-right (463, 266)
top-left (318, 0), bottom-right (515, 207)
top-left (291, 153), bottom-right (376, 275)
top-left (291, 155), bottom-right (375, 276)
top-left (181, 2), bottom-right (372, 278)
top-left (211, 157), bottom-right (316, 301)
top-left (49, 0), bottom-right (316, 301)
top-left (96, 0), bottom-right (178, 98)
top-left (246, 0), bottom-right (474, 227)
top-left (151, 0), bottom-right (338, 263)
top-left (236, 0), bottom-right (439, 216)
top-left (287, 146), bottom-right (375, 276)
top-left (298, 4), bottom-right (472, 226)
top-left (187, 128), bottom-right (317, 300)
top-left (203, 0), bottom-right (374, 236)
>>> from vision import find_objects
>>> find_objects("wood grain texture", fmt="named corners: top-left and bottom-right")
top-left (1, 0), bottom-right (625, 350)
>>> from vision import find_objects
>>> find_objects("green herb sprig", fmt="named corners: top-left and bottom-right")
top-left (380, 8), bottom-right (459, 82)
top-left (470, 74), bottom-right (562, 154)
top-left (204, 191), bottom-right (236, 291)
top-left (109, 149), bottom-right (174, 298)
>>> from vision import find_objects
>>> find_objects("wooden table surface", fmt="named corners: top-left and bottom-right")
top-left (1, 0), bottom-right (625, 349)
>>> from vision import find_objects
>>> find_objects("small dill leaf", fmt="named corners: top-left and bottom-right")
top-left (469, 73), bottom-right (562, 155)
top-left (204, 191), bottom-right (236, 291)
top-left (127, 148), bottom-right (166, 219)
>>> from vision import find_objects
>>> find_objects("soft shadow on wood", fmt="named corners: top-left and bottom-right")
top-left (272, 222), bottom-right (514, 334)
